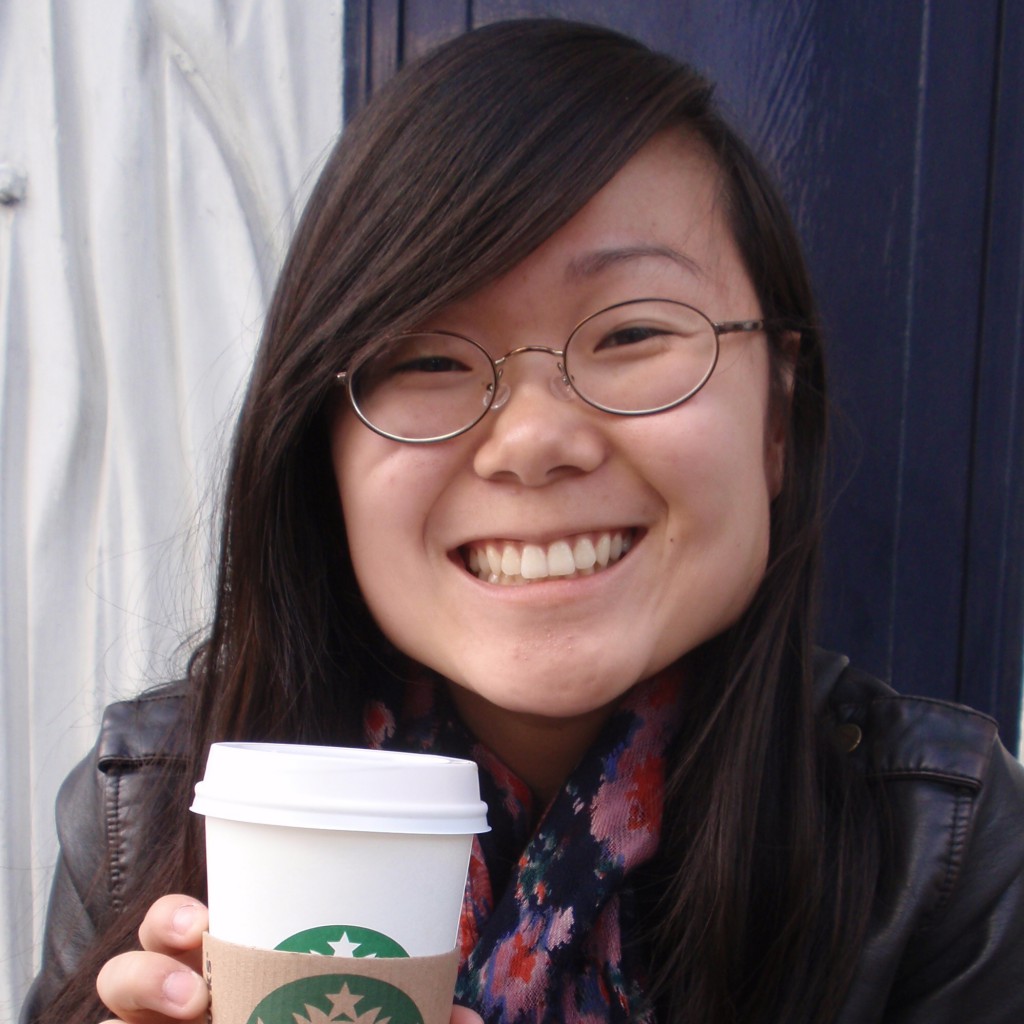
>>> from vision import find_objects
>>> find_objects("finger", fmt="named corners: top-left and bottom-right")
top-left (138, 895), bottom-right (208, 968)
top-left (451, 1007), bottom-right (485, 1024)
top-left (97, 950), bottom-right (208, 1024)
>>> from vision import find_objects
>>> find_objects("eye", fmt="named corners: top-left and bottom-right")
top-left (594, 325), bottom-right (667, 350)
top-left (587, 322), bottom-right (685, 360)
top-left (387, 354), bottom-right (473, 375)
top-left (357, 334), bottom-right (492, 397)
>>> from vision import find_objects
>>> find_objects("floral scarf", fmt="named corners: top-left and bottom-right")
top-left (364, 671), bottom-right (683, 1024)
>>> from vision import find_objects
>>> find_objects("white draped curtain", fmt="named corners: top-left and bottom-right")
top-left (0, 2), bottom-right (343, 1016)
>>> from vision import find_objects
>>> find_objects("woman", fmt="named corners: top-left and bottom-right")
top-left (23, 19), bottom-right (1024, 1024)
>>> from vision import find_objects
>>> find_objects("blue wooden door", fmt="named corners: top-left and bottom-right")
top-left (344, 1), bottom-right (1024, 750)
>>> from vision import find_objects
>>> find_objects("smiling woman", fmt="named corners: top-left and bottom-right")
top-left (23, 18), bottom-right (1024, 1024)
top-left (333, 134), bottom-right (783, 764)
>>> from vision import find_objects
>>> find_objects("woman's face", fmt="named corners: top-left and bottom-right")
top-left (332, 132), bottom-right (785, 733)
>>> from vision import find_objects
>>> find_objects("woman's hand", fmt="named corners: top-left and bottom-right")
top-left (96, 895), bottom-right (209, 1023)
top-left (96, 894), bottom-right (484, 1024)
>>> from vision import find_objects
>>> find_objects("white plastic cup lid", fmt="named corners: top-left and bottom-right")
top-left (191, 742), bottom-right (489, 835)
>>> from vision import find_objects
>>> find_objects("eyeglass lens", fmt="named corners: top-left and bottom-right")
top-left (349, 300), bottom-right (719, 442)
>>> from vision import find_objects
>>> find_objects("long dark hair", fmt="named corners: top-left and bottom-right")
top-left (45, 20), bottom-right (878, 1024)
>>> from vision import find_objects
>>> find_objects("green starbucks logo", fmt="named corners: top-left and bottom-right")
top-left (275, 925), bottom-right (409, 959)
top-left (247, 974), bottom-right (424, 1024)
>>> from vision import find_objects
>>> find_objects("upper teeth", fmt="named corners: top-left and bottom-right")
top-left (465, 531), bottom-right (632, 585)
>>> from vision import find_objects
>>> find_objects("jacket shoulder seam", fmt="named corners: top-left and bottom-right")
top-left (868, 693), bottom-right (996, 725)
top-left (913, 786), bottom-right (977, 931)
top-left (866, 767), bottom-right (986, 787)
top-left (104, 770), bottom-right (126, 914)
top-left (936, 787), bottom-right (972, 922)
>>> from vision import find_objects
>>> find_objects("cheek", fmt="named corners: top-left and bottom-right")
top-left (333, 416), bottom-right (405, 575)
top-left (657, 402), bottom-right (774, 511)
top-left (331, 414), bottom-right (464, 640)
top-left (662, 441), bottom-right (772, 641)
top-left (334, 455), bottom-right (430, 654)
top-left (653, 374), bottom-right (776, 575)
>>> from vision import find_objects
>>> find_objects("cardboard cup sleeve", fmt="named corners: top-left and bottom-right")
top-left (203, 933), bottom-right (461, 1024)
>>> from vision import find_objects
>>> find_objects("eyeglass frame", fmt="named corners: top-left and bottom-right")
top-left (335, 297), bottom-right (792, 444)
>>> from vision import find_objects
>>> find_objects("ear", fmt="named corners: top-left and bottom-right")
top-left (765, 330), bottom-right (800, 499)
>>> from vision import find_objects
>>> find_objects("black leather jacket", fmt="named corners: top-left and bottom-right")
top-left (21, 654), bottom-right (1024, 1023)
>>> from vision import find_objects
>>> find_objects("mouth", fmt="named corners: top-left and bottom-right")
top-left (461, 529), bottom-right (638, 586)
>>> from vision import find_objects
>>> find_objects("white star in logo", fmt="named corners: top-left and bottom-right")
top-left (326, 931), bottom-right (377, 958)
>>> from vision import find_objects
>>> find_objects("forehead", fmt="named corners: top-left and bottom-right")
top-left (535, 131), bottom-right (732, 271)
top-left (562, 130), bottom-right (729, 244)
top-left (423, 131), bottom-right (752, 332)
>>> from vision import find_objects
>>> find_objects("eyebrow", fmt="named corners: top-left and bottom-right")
top-left (564, 244), bottom-right (704, 282)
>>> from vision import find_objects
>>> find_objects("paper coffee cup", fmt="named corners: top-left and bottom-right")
top-left (191, 742), bottom-right (489, 1024)
top-left (192, 742), bottom-right (489, 955)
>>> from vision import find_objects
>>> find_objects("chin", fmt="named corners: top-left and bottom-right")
top-left (451, 660), bottom-right (646, 720)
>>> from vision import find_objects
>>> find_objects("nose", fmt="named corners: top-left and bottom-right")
top-left (472, 350), bottom-right (608, 486)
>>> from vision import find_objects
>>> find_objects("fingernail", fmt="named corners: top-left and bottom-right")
top-left (171, 903), bottom-right (198, 935)
top-left (163, 970), bottom-right (198, 1007)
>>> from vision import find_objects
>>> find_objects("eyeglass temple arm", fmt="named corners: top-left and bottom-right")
top-left (715, 318), bottom-right (766, 336)
top-left (715, 318), bottom-right (802, 338)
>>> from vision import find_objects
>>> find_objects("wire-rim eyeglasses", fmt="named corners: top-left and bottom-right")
top-left (335, 298), bottom-right (790, 444)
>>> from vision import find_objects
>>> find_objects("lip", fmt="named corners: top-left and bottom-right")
top-left (455, 527), bottom-right (642, 586)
